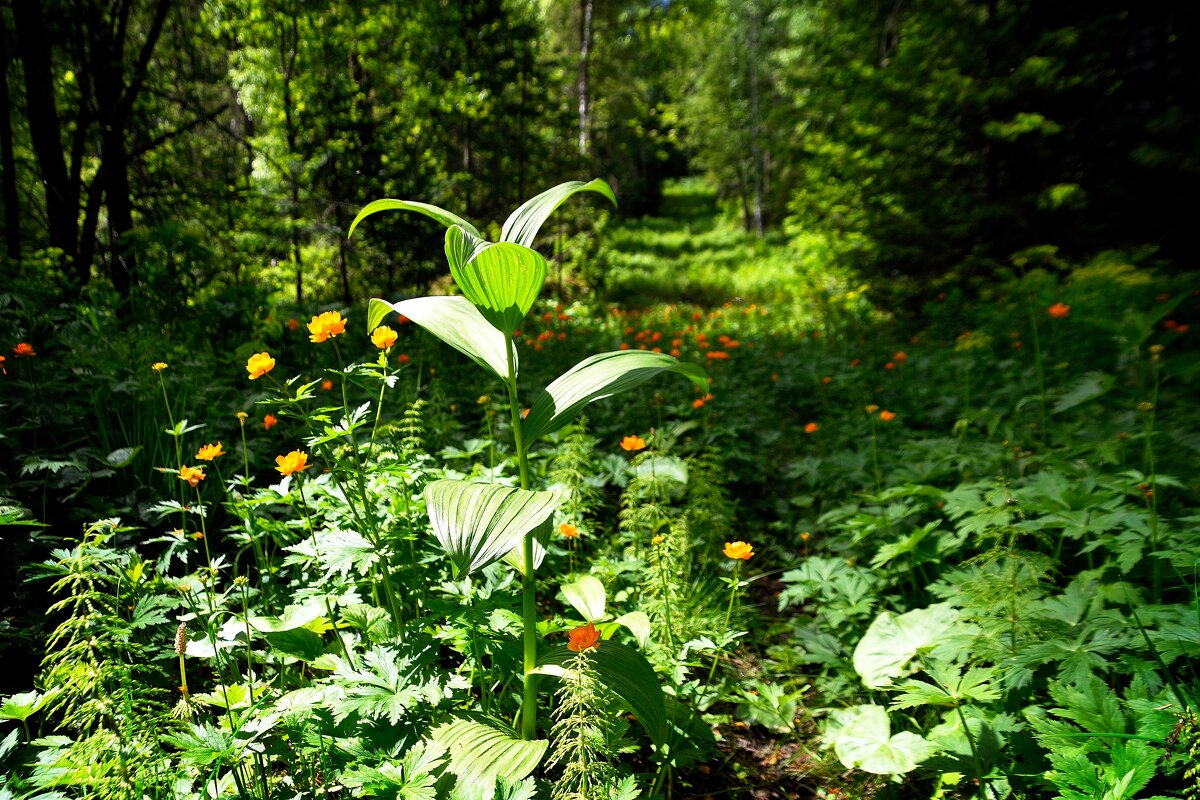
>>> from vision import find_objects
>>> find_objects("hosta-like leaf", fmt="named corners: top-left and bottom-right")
top-left (853, 603), bottom-right (959, 688)
top-left (536, 641), bottom-right (667, 748)
top-left (501, 518), bottom-right (552, 576)
top-left (446, 226), bottom-right (547, 336)
top-left (824, 705), bottom-right (938, 775)
top-left (348, 198), bottom-right (482, 239)
top-left (522, 351), bottom-right (708, 447)
top-left (432, 715), bottom-right (548, 798)
top-left (425, 480), bottom-right (563, 576)
top-left (561, 575), bottom-right (606, 621)
top-left (368, 296), bottom-right (513, 380)
top-left (500, 179), bottom-right (617, 247)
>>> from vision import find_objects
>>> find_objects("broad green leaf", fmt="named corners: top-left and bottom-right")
top-left (824, 705), bottom-right (938, 775)
top-left (536, 641), bottom-right (668, 748)
top-left (368, 296), bottom-right (513, 380)
top-left (446, 226), bottom-right (547, 336)
top-left (501, 179), bottom-right (617, 247)
top-left (501, 518), bottom-right (552, 577)
top-left (612, 611), bottom-right (651, 648)
top-left (431, 715), bottom-right (548, 797)
top-left (522, 351), bottom-right (708, 446)
top-left (1052, 371), bottom-right (1115, 414)
top-left (349, 198), bottom-right (482, 239)
top-left (425, 480), bottom-right (563, 576)
top-left (104, 447), bottom-right (140, 468)
top-left (265, 628), bottom-right (326, 662)
top-left (561, 575), bottom-right (606, 621)
top-left (0, 688), bottom-right (59, 721)
top-left (249, 600), bottom-right (329, 633)
top-left (853, 603), bottom-right (959, 688)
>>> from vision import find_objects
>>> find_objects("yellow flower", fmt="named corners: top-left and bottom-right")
top-left (307, 310), bottom-right (347, 343)
top-left (865, 404), bottom-right (880, 414)
top-left (560, 523), bottom-right (579, 538)
top-left (178, 465), bottom-right (206, 487)
top-left (620, 435), bottom-right (647, 452)
top-left (567, 622), bottom-right (601, 653)
top-left (275, 450), bottom-right (310, 476)
top-left (371, 325), bottom-right (398, 349)
top-left (195, 442), bottom-right (225, 461)
top-left (246, 352), bottom-right (275, 379)
top-left (152, 362), bottom-right (168, 371)
top-left (235, 411), bottom-right (249, 424)
top-left (723, 541), bottom-right (754, 560)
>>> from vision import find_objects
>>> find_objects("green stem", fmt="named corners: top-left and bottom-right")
top-left (955, 704), bottom-right (989, 800)
top-left (505, 337), bottom-right (538, 740)
top-left (1023, 286), bottom-right (1049, 447)
top-left (296, 478), bottom-right (356, 669)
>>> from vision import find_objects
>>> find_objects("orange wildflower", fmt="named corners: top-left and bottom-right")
top-left (398, 353), bottom-right (410, 364)
top-left (804, 422), bottom-right (819, 434)
top-left (706, 350), bottom-right (729, 360)
top-left (322, 379), bottom-right (334, 391)
top-left (1047, 303), bottom-right (1070, 319)
top-left (287, 318), bottom-right (299, 331)
top-left (13, 342), bottom-right (35, 357)
top-left (620, 435), bottom-right (647, 452)
top-left (723, 541), bottom-right (754, 560)
top-left (263, 413), bottom-right (278, 430)
top-left (567, 622), bottom-right (601, 653)
top-left (275, 450), bottom-right (310, 476)
top-left (879, 410), bottom-right (897, 422)
top-left (560, 523), bottom-right (579, 538)
top-left (692, 398), bottom-right (706, 409)
top-left (821, 376), bottom-right (832, 385)
top-left (371, 325), bottom-right (398, 349)
top-left (307, 310), bottom-right (347, 343)
top-left (0, 355), bottom-right (6, 375)
top-left (195, 442), bottom-right (225, 461)
top-left (884, 362), bottom-right (895, 371)
top-left (178, 465), bottom-right (206, 487)
top-left (246, 352), bottom-right (275, 379)
top-left (893, 351), bottom-right (907, 362)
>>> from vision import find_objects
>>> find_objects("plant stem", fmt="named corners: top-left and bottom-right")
top-left (1023, 286), bottom-right (1049, 447)
top-left (505, 336), bottom-right (538, 740)
top-left (296, 478), bottom-right (356, 669)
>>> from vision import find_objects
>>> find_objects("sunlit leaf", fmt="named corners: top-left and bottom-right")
top-left (431, 715), bottom-right (548, 797)
top-left (823, 704), bottom-right (938, 775)
top-left (368, 296), bottom-right (513, 380)
top-left (425, 480), bottom-right (563, 576)
top-left (500, 179), bottom-right (616, 247)
top-left (349, 198), bottom-right (481, 239)
top-left (445, 226), bottom-right (547, 336)
top-left (522, 351), bottom-right (707, 447)
top-left (561, 575), bottom-right (606, 621)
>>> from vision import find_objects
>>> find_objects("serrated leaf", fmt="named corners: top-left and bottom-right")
top-left (425, 480), bottom-right (563, 576)
top-left (561, 575), bottom-right (606, 621)
top-left (824, 705), bottom-right (937, 775)
top-left (432, 715), bottom-right (548, 799)
top-left (1052, 371), bottom-right (1114, 414)
top-left (0, 687), bottom-right (59, 721)
top-left (536, 641), bottom-right (667, 747)
top-left (521, 351), bottom-right (708, 447)
top-left (445, 227), bottom-right (547, 336)
top-left (500, 179), bottom-right (616, 247)
top-left (367, 296), bottom-right (513, 380)
top-left (349, 198), bottom-right (482, 239)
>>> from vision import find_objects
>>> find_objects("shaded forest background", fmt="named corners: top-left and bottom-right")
top-left (1, 0), bottom-right (1199, 309)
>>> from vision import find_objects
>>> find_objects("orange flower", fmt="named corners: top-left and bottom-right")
top-left (263, 413), bottom-right (278, 430)
top-left (821, 376), bottom-right (832, 385)
top-left (152, 362), bottom-right (168, 371)
top-left (567, 622), bottom-right (601, 653)
top-left (850, 359), bottom-right (861, 367)
top-left (275, 450), bottom-right (310, 476)
top-left (1047, 303), bottom-right (1070, 319)
top-left (723, 541), bottom-right (754, 560)
top-left (879, 410), bottom-right (897, 422)
top-left (178, 465), bottom-right (206, 487)
top-left (322, 379), bottom-right (334, 391)
top-left (705, 350), bottom-right (729, 360)
top-left (307, 310), bottom-right (347, 343)
top-left (246, 352), bottom-right (275, 379)
top-left (288, 318), bottom-right (299, 331)
top-left (398, 353), bottom-right (410, 364)
top-left (692, 398), bottom-right (706, 409)
top-left (884, 362), bottom-right (895, 371)
top-left (560, 523), bottom-right (579, 538)
top-left (620, 435), bottom-right (646, 452)
top-left (195, 442), bottom-right (225, 461)
top-left (0, 355), bottom-right (6, 375)
top-left (893, 351), bottom-right (908, 362)
top-left (13, 342), bottom-right (35, 357)
top-left (804, 422), bottom-right (819, 434)
top-left (371, 325), bottom-right (398, 349)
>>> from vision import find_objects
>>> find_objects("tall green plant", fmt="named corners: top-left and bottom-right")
top-left (351, 180), bottom-right (707, 742)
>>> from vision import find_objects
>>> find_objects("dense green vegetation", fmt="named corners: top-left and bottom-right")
top-left (2, 2), bottom-right (1199, 799)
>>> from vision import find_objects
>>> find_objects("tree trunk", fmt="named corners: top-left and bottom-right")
top-left (12, 1), bottom-right (81, 283)
top-left (748, 5), bottom-right (764, 238)
top-left (577, 0), bottom-right (594, 158)
top-left (0, 28), bottom-right (20, 260)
